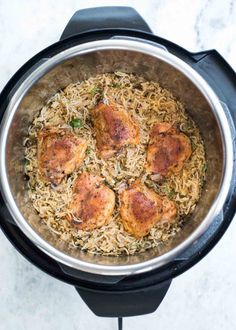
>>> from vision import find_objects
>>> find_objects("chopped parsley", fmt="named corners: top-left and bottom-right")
top-left (161, 186), bottom-right (176, 199)
top-left (191, 142), bottom-right (197, 151)
top-left (91, 86), bottom-right (103, 96)
top-left (168, 189), bottom-right (176, 199)
top-left (203, 163), bottom-right (208, 172)
top-left (69, 118), bottom-right (83, 128)
top-left (110, 83), bottom-right (121, 88)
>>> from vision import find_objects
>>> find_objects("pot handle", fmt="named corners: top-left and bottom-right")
top-left (75, 279), bottom-right (171, 317)
top-left (60, 6), bottom-right (152, 40)
top-left (189, 49), bottom-right (236, 125)
top-left (190, 49), bottom-right (236, 214)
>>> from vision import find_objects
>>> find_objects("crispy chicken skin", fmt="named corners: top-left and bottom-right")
top-left (38, 127), bottom-right (87, 185)
top-left (92, 102), bottom-right (140, 159)
top-left (119, 180), bottom-right (176, 238)
top-left (146, 122), bottom-right (192, 177)
top-left (68, 173), bottom-right (115, 230)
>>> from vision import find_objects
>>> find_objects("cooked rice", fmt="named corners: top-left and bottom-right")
top-left (24, 72), bottom-right (206, 256)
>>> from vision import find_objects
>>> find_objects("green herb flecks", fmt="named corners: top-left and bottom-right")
top-left (167, 189), bottom-right (176, 199)
top-left (104, 181), bottom-right (112, 188)
top-left (185, 121), bottom-right (194, 130)
top-left (203, 163), bottom-right (208, 173)
top-left (69, 118), bottom-right (83, 128)
top-left (191, 142), bottom-right (197, 151)
top-left (161, 186), bottom-right (176, 199)
top-left (110, 83), bottom-right (121, 88)
top-left (90, 86), bottom-right (103, 96)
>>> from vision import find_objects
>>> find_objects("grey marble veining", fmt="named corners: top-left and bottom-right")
top-left (0, 1), bottom-right (236, 329)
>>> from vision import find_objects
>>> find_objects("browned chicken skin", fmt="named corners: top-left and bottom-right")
top-left (119, 180), bottom-right (177, 238)
top-left (68, 173), bottom-right (115, 230)
top-left (92, 102), bottom-right (140, 159)
top-left (146, 122), bottom-right (192, 177)
top-left (38, 127), bottom-right (87, 185)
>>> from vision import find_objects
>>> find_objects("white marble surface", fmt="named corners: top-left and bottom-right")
top-left (0, 0), bottom-right (236, 329)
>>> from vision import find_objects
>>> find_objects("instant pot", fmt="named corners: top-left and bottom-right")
top-left (0, 7), bottom-right (235, 328)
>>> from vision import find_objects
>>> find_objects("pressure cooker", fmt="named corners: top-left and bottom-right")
top-left (0, 7), bottom-right (235, 327)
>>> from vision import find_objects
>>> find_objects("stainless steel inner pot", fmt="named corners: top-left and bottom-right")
top-left (0, 39), bottom-right (234, 275)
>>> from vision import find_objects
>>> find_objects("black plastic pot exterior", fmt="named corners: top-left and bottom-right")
top-left (0, 7), bottom-right (235, 318)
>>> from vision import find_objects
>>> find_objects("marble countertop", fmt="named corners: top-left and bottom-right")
top-left (0, 1), bottom-right (235, 329)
